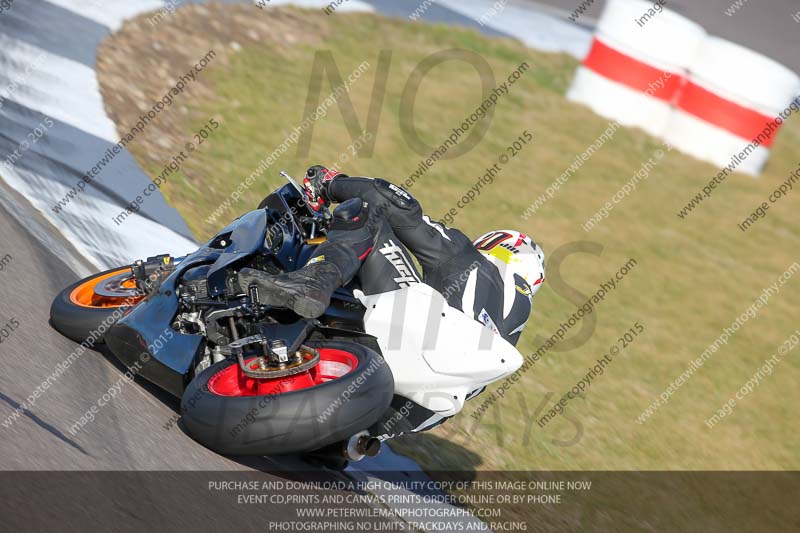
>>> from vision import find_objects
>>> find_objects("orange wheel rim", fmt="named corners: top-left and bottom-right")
top-left (69, 268), bottom-right (145, 308)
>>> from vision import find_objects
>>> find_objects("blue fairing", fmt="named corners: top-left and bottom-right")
top-left (109, 208), bottom-right (284, 395)
top-left (206, 209), bottom-right (267, 297)
top-left (105, 184), bottom-right (334, 396)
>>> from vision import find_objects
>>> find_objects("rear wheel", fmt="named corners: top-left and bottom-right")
top-left (180, 340), bottom-right (394, 456)
top-left (50, 266), bottom-right (144, 343)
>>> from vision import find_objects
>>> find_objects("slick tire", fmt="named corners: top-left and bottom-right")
top-left (180, 340), bottom-right (394, 456)
top-left (50, 266), bottom-right (140, 344)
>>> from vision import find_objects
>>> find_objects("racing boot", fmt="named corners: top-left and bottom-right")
top-left (237, 198), bottom-right (374, 318)
top-left (238, 259), bottom-right (350, 319)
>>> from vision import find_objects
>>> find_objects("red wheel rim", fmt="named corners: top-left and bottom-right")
top-left (207, 348), bottom-right (359, 397)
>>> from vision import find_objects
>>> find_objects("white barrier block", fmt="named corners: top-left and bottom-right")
top-left (665, 36), bottom-right (800, 176)
top-left (663, 110), bottom-right (770, 176)
top-left (567, 66), bottom-right (672, 137)
top-left (597, 0), bottom-right (706, 67)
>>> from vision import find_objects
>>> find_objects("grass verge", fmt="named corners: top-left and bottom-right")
top-left (97, 1), bottom-right (800, 516)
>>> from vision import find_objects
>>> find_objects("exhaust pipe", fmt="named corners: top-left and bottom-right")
top-left (305, 432), bottom-right (382, 468)
top-left (344, 431), bottom-right (381, 462)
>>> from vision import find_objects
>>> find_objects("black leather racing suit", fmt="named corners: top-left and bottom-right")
top-left (321, 176), bottom-right (534, 436)
top-left (327, 176), bottom-right (533, 347)
top-left (243, 175), bottom-right (535, 436)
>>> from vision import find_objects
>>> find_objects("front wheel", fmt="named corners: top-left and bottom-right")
top-left (180, 340), bottom-right (394, 456)
top-left (50, 266), bottom-right (145, 344)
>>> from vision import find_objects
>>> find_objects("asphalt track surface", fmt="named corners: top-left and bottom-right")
top-left (2, 1), bottom-right (794, 530)
top-left (0, 171), bottom-right (481, 533)
top-left (2, 2), bottom-right (789, 469)
top-left (0, 182), bottom-right (407, 532)
top-left (0, 183), bottom-right (265, 470)
top-left (0, 0), bottom-right (505, 475)
top-left (0, 3), bottom-right (511, 530)
top-left (0, 0), bottom-right (516, 474)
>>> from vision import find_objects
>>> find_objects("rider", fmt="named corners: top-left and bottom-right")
top-left (236, 165), bottom-right (545, 347)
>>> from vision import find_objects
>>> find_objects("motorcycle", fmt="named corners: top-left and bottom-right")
top-left (50, 173), bottom-right (523, 464)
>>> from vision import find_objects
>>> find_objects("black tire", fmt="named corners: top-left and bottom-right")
top-left (49, 266), bottom-right (137, 344)
top-left (180, 340), bottom-right (394, 456)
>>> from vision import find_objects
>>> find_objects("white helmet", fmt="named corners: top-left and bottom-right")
top-left (474, 230), bottom-right (545, 300)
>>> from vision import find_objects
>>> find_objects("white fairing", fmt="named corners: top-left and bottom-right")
top-left (357, 284), bottom-right (523, 417)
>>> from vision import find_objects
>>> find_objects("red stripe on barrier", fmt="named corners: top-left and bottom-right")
top-left (676, 82), bottom-right (778, 147)
top-left (582, 37), bottom-right (779, 146)
top-left (582, 38), bottom-right (685, 102)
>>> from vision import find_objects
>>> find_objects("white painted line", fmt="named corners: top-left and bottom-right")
top-left (0, 163), bottom-right (197, 269)
top-left (261, 0), bottom-right (374, 13)
top-left (0, 34), bottom-right (118, 143)
top-left (45, 0), bottom-right (167, 31)
top-left (436, 0), bottom-right (593, 58)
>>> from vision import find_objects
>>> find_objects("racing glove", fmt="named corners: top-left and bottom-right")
top-left (303, 165), bottom-right (346, 211)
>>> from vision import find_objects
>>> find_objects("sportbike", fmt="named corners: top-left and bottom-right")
top-left (51, 173), bottom-right (522, 466)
